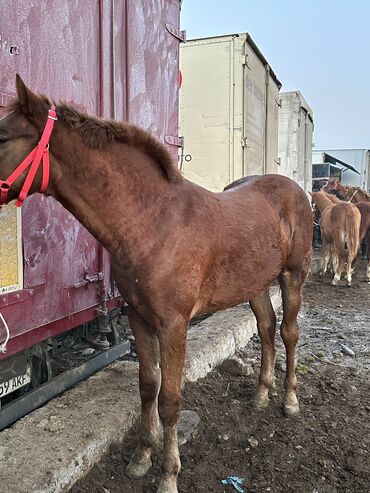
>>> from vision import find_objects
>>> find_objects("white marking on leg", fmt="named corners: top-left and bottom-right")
top-left (347, 271), bottom-right (352, 285)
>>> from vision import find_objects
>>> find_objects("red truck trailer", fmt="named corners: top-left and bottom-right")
top-left (0, 0), bottom-right (184, 428)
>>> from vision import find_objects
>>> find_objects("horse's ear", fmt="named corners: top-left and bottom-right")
top-left (15, 74), bottom-right (48, 123)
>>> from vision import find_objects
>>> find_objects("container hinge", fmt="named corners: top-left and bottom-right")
top-left (275, 97), bottom-right (282, 107)
top-left (243, 54), bottom-right (251, 69)
top-left (165, 23), bottom-right (186, 42)
top-left (275, 157), bottom-right (281, 165)
top-left (241, 137), bottom-right (249, 148)
top-left (74, 272), bottom-right (104, 289)
top-left (165, 135), bottom-right (184, 148)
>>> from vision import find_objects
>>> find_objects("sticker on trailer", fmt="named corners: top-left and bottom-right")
top-left (0, 204), bottom-right (23, 293)
top-left (0, 366), bottom-right (31, 398)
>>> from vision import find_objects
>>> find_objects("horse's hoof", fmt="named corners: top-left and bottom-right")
top-left (157, 477), bottom-right (178, 493)
top-left (331, 279), bottom-right (338, 286)
top-left (253, 395), bottom-right (270, 411)
top-left (283, 402), bottom-right (300, 417)
top-left (126, 456), bottom-right (152, 479)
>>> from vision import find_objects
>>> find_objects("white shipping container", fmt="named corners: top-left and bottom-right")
top-left (179, 33), bottom-right (281, 192)
top-left (278, 91), bottom-right (314, 194)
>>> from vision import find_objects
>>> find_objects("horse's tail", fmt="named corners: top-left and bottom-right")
top-left (345, 206), bottom-right (361, 258)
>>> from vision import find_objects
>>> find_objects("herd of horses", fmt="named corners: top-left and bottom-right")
top-left (312, 181), bottom-right (370, 286)
top-left (0, 77), bottom-right (368, 492)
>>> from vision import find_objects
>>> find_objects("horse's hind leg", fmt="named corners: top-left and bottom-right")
top-left (250, 290), bottom-right (276, 410)
top-left (346, 250), bottom-right (357, 286)
top-left (321, 238), bottom-right (331, 276)
top-left (279, 269), bottom-right (306, 416)
top-left (332, 248), bottom-right (338, 274)
top-left (126, 308), bottom-right (161, 479)
top-left (332, 235), bottom-right (346, 285)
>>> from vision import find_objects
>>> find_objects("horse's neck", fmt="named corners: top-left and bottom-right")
top-left (315, 194), bottom-right (334, 211)
top-left (50, 141), bottom-right (177, 263)
top-left (354, 190), bottom-right (369, 203)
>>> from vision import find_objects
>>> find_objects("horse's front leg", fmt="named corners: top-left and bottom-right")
top-left (126, 307), bottom-right (161, 478)
top-left (157, 316), bottom-right (188, 493)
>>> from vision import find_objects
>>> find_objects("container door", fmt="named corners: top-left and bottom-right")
top-left (125, 0), bottom-right (182, 160)
top-left (265, 75), bottom-right (280, 174)
top-left (243, 41), bottom-right (267, 176)
top-left (243, 39), bottom-right (280, 176)
top-left (180, 37), bottom-right (233, 191)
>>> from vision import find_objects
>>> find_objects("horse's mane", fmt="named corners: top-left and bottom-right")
top-left (312, 190), bottom-right (340, 211)
top-left (324, 192), bottom-right (342, 204)
top-left (9, 98), bottom-right (183, 184)
top-left (346, 185), bottom-right (370, 199)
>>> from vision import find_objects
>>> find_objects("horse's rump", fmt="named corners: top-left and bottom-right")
top-left (330, 203), bottom-right (361, 255)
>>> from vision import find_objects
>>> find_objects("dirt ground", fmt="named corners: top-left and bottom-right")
top-left (72, 260), bottom-right (370, 493)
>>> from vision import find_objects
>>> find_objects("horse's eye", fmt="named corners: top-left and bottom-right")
top-left (0, 133), bottom-right (9, 142)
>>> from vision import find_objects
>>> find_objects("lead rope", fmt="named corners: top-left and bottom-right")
top-left (0, 312), bottom-right (10, 353)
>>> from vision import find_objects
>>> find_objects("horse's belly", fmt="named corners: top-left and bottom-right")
top-left (194, 248), bottom-right (283, 315)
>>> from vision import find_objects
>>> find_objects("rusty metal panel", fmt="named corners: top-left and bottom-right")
top-left (0, 0), bottom-right (181, 359)
top-left (0, 1), bottom-right (103, 343)
top-left (125, 0), bottom-right (182, 158)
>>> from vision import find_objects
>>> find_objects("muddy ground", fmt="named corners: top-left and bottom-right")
top-left (72, 260), bottom-right (370, 493)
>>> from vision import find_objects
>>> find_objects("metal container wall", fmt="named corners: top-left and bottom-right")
top-left (312, 149), bottom-right (370, 191)
top-left (278, 91), bottom-right (314, 194)
top-left (0, 0), bottom-right (182, 359)
top-left (179, 33), bottom-right (281, 192)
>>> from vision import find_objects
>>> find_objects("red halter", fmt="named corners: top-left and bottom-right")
top-left (0, 108), bottom-right (57, 207)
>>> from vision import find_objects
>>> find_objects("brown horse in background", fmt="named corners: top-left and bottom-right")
top-left (323, 181), bottom-right (370, 279)
top-left (324, 180), bottom-right (370, 204)
top-left (312, 191), bottom-right (361, 286)
top-left (0, 77), bottom-right (313, 493)
top-left (355, 202), bottom-right (370, 281)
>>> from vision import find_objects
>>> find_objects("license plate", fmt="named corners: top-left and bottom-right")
top-left (0, 367), bottom-right (31, 398)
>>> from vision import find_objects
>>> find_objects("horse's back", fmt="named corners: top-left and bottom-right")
top-left (223, 174), bottom-right (308, 203)
top-left (222, 174), bottom-right (312, 272)
top-left (223, 174), bottom-right (312, 232)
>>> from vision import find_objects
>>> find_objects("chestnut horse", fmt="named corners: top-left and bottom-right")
top-left (324, 181), bottom-right (370, 278)
top-left (356, 202), bottom-right (370, 281)
top-left (0, 77), bottom-right (312, 493)
top-left (312, 190), bottom-right (361, 286)
top-left (324, 180), bottom-right (370, 204)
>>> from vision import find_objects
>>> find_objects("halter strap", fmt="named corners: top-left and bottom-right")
top-left (348, 189), bottom-right (358, 203)
top-left (0, 107), bottom-right (57, 207)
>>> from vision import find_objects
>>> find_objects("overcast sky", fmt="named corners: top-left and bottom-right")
top-left (181, 0), bottom-right (370, 150)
